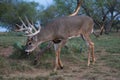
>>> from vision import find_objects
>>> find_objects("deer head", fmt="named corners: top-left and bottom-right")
top-left (16, 17), bottom-right (41, 53)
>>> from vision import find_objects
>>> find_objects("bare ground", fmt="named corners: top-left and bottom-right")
top-left (0, 46), bottom-right (13, 57)
top-left (0, 47), bottom-right (120, 80)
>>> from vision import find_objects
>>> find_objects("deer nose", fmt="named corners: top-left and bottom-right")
top-left (25, 48), bottom-right (33, 53)
top-left (25, 49), bottom-right (30, 55)
top-left (25, 49), bottom-right (30, 52)
top-left (25, 46), bottom-right (31, 53)
top-left (25, 52), bottom-right (30, 55)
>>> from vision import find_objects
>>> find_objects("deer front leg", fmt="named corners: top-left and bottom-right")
top-left (54, 43), bottom-right (63, 72)
top-left (57, 40), bottom-right (67, 69)
top-left (58, 48), bottom-right (63, 69)
top-left (54, 50), bottom-right (59, 72)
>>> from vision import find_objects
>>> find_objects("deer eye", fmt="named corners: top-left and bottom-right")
top-left (28, 42), bottom-right (32, 45)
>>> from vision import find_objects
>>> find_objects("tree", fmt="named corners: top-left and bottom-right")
top-left (81, 0), bottom-right (120, 34)
top-left (38, 5), bottom-right (58, 26)
top-left (39, 0), bottom-right (83, 26)
top-left (53, 0), bottom-right (120, 34)
top-left (0, 0), bottom-right (39, 30)
top-left (0, 0), bottom-right (119, 33)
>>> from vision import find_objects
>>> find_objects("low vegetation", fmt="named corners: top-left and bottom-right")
top-left (0, 32), bottom-right (120, 80)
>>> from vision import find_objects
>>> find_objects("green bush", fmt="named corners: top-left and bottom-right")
top-left (10, 42), bottom-right (27, 59)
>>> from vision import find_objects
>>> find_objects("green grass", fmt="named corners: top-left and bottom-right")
top-left (0, 32), bottom-right (26, 47)
top-left (0, 32), bottom-right (120, 79)
top-left (0, 56), bottom-right (34, 75)
top-left (93, 34), bottom-right (120, 53)
top-left (93, 33), bottom-right (120, 70)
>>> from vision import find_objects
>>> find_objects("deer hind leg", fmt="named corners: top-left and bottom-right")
top-left (82, 34), bottom-right (95, 66)
top-left (90, 41), bottom-right (96, 64)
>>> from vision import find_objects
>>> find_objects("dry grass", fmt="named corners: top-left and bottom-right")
top-left (0, 32), bottom-right (120, 80)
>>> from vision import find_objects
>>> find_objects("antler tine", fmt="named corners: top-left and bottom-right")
top-left (16, 24), bottom-right (23, 31)
top-left (16, 24), bottom-right (32, 35)
top-left (18, 17), bottom-right (33, 34)
top-left (17, 17), bottom-right (41, 37)
top-left (15, 24), bottom-right (24, 31)
top-left (16, 24), bottom-right (22, 29)
top-left (31, 24), bottom-right (37, 32)
top-left (25, 22), bottom-right (41, 37)
top-left (25, 28), bottom-right (41, 37)
top-left (25, 27), bottom-right (33, 34)
top-left (25, 16), bottom-right (32, 26)
top-left (19, 17), bottom-right (28, 29)
top-left (25, 16), bottom-right (37, 32)
top-left (38, 21), bottom-right (41, 30)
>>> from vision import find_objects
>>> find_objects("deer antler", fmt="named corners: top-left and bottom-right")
top-left (25, 16), bottom-right (37, 32)
top-left (16, 17), bottom-right (41, 37)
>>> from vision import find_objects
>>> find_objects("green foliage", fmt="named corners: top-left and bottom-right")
top-left (0, 1), bottom-right (39, 30)
top-left (10, 41), bottom-right (27, 59)
top-left (0, 0), bottom-right (119, 32)
top-left (14, 42), bottom-right (24, 50)
top-left (17, 2), bottom-right (38, 20)
top-left (38, 5), bottom-right (58, 25)
top-left (53, 0), bottom-right (120, 32)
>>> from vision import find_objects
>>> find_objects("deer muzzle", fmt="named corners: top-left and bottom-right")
top-left (25, 45), bottom-right (35, 53)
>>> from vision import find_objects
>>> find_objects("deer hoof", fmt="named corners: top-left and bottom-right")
top-left (87, 62), bottom-right (90, 66)
top-left (53, 68), bottom-right (57, 72)
top-left (60, 66), bottom-right (64, 69)
top-left (92, 61), bottom-right (95, 65)
top-left (92, 62), bottom-right (95, 65)
top-left (92, 58), bottom-right (96, 65)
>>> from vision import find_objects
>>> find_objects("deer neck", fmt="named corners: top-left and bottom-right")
top-left (37, 27), bottom-right (54, 43)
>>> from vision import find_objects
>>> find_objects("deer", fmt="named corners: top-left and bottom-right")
top-left (16, 0), bottom-right (96, 72)
top-left (16, 15), bottom-right (95, 71)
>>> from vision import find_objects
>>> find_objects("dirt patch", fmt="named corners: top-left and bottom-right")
top-left (9, 69), bottom-right (50, 78)
top-left (0, 46), bottom-right (13, 57)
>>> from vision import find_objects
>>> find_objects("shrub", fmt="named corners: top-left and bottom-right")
top-left (10, 41), bottom-right (27, 59)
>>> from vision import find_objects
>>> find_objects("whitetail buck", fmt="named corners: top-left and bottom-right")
top-left (16, 15), bottom-right (96, 71)
top-left (16, 0), bottom-right (96, 71)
